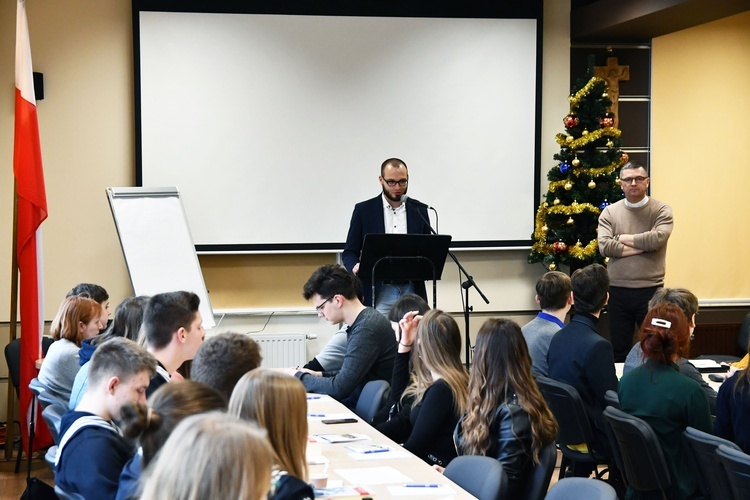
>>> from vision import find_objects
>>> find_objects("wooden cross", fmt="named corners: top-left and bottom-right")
top-left (594, 57), bottom-right (630, 128)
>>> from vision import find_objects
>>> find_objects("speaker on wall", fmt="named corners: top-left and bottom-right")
top-left (33, 71), bottom-right (44, 100)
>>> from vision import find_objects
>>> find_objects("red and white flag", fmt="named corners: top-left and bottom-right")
top-left (14, 0), bottom-right (52, 453)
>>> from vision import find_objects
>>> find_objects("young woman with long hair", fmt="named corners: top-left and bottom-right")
top-left (229, 368), bottom-right (313, 500)
top-left (116, 380), bottom-right (226, 500)
top-left (455, 318), bottom-right (558, 497)
top-left (619, 303), bottom-right (712, 499)
top-left (140, 412), bottom-right (273, 500)
top-left (376, 308), bottom-right (469, 467)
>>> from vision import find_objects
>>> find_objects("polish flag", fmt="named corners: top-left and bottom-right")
top-left (14, 0), bottom-right (53, 454)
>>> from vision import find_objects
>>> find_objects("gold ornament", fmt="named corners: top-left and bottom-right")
top-left (602, 92), bottom-right (609, 98)
top-left (576, 240), bottom-right (582, 247)
top-left (541, 224), bottom-right (548, 233)
top-left (572, 157), bottom-right (580, 167)
top-left (549, 262), bottom-right (557, 271)
top-left (588, 179), bottom-right (596, 189)
top-left (582, 129), bottom-right (589, 136)
top-left (565, 135), bottom-right (574, 143)
top-left (553, 198), bottom-right (560, 205)
top-left (606, 140), bottom-right (614, 148)
top-left (564, 182), bottom-right (573, 191)
top-left (566, 216), bottom-right (574, 225)
top-left (604, 257), bottom-right (610, 265)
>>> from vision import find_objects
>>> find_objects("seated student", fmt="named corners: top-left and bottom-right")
top-left (376, 309), bottom-right (469, 467)
top-left (371, 293), bottom-right (430, 425)
top-left (715, 340), bottom-right (750, 454)
top-left (454, 318), bottom-right (558, 498)
top-left (619, 303), bottom-right (713, 500)
top-left (141, 291), bottom-right (205, 397)
top-left (70, 296), bottom-right (149, 409)
top-left (67, 282), bottom-right (111, 329)
top-left (521, 271), bottom-right (572, 377)
top-left (55, 338), bottom-right (156, 499)
top-left (190, 332), bottom-right (262, 402)
top-left (140, 412), bottom-right (274, 500)
top-left (38, 295), bottom-right (103, 403)
top-left (288, 264), bottom-right (396, 407)
top-left (623, 288), bottom-right (717, 413)
top-left (229, 369), bottom-right (314, 500)
top-left (303, 277), bottom-right (366, 373)
top-left (116, 380), bottom-right (226, 500)
top-left (547, 264), bottom-right (619, 477)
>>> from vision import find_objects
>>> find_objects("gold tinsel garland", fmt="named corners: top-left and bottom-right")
top-left (569, 77), bottom-right (606, 108)
top-left (548, 160), bottom-right (620, 191)
top-left (532, 202), bottom-right (601, 242)
top-left (555, 128), bottom-right (621, 149)
top-left (568, 239), bottom-right (599, 259)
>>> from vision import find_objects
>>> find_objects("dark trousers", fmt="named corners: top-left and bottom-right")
top-left (607, 285), bottom-right (660, 362)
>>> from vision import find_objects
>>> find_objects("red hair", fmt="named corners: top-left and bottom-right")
top-left (639, 303), bottom-right (690, 364)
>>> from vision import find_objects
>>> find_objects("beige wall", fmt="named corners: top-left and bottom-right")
top-left (1, 0), bottom-right (571, 323)
top-left (653, 11), bottom-right (750, 303)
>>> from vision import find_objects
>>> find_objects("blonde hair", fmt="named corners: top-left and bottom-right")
top-left (229, 368), bottom-right (309, 480)
top-left (50, 295), bottom-right (102, 346)
top-left (140, 412), bottom-right (273, 500)
top-left (402, 310), bottom-right (469, 416)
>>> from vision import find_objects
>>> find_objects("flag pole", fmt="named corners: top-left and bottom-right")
top-left (4, 181), bottom-right (21, 462)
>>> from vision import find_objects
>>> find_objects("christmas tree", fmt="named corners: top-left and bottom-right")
top-left (528, 64), bottom-right (628, 271)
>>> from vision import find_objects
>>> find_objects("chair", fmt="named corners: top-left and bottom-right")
top-left (41, 403), bottom-right (67, 444)
top-left (604, 390), bottom-right (620, 409)
top-left (683, 426), bottom-right (740, 500)
top-left (602, 406), bottom-right (671, 497)
top-left (716, 443), bottom-right (750, 500)
top-left (521, 440), bottom-right (558, 500)
top-left (696, 312), bottom-right (750, 363)
top-left (29, 377), bottom-right (69, 410)
top-left (535, 375), bottom-right (610, 480)
top-left (443, 455), bottom-right (508, 500)
top-left (354, 379), bottom-right (390, 423)
top-left (54, 485), bottom-right (85, 500)
top-left (544, 477), bottom-right (618, 500)
top-left (4, 337), bottom-right (55, 473)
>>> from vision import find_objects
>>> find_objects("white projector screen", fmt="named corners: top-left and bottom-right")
top-left (135, 6), bottom-right (541, 251)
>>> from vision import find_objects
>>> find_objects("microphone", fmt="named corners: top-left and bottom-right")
top-left (401, 195), bottom-right (431, 209)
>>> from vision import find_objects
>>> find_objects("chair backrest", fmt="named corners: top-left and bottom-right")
top-left (545, 477), bottom-right (618, 500)
top-left (683, 426), bottom-right (740, 500)
top-left (29, 377), bottom-right (69, 409)
top-left (716, 443), bottom-right (750, 500)
top-left (54, 485), bottom-right (85, 500)
top-left (42, 403), bottom-right (68, 444)
top-left (444, 455), bottom-right (508, 500)
top-left (535, 375), bottom-right (594, 447)
top-left (602, 406), bottom-right (671, 494)
top-left (354, 379), bottom-right (390, 423)
top-left (4, 338), bottom-right (22, 398)
top-left (604, 390), bottom-right (620, 410)
top-left (521, 440), bottom-right (557, 500)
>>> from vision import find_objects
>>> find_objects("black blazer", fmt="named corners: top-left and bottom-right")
top-left (342, 195), bottom-right (431, 306)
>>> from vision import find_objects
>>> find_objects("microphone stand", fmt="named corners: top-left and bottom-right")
top-left (409, 202), bottom-right (489, 368)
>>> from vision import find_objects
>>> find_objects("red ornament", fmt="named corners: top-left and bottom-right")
top-left (600, 112), bottom-right (615, 128)
top-left (620, 152), bottom-right (630, 164)
top-left (563, 113), bottom-right (579, 128)
top-left (552, 241), bottom-right (568, 254)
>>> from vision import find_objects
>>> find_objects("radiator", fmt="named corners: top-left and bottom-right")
top-left (249, 333), bottom-right (307, 368)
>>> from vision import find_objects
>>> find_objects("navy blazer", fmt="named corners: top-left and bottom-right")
top-left (343, 195), bottom-right (431, 307)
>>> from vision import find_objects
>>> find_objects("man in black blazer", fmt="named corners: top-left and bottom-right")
top-left (343, 158), bottom-right (431, 313)
top-left (547, 264), bottom-right (619, 477)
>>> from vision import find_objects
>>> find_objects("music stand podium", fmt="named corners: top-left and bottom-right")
top-left (358, 234), bottom-right (451, 309)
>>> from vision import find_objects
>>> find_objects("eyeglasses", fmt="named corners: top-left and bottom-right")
top-left (620, 176), bottom-right (648, 184)
top-left (383, 179), bottom-right (408, 187)
top-left (315, 296), bottom-right (334, 313)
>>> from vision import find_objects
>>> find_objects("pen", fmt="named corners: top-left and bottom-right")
top-left (361, 448), bottom-right (389, 454)
top-left (307, 395), bottom-right (321, 400)
top-left (308, 414), bottom-right (326, 417)
top-left (404, 484), bottom-right (440, 488)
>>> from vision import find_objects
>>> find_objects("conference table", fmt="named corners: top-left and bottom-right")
top-left (305, 394), bottom-right (475, 499)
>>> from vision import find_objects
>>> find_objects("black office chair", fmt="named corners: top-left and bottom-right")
top-left (443, 455), bottom-right (508, 500)
top-left (354, 379), bottom-right (390, 424)
top-left (522, 440), bottom-right (558, 500)
top-left (716, 444), bottom-right (750, 500)
top-left (3, 336), bottom-right (55, 473)
top-left (604, 390), bottom-right (620, 410)
top-left (545, 477), bottom-right (618, 500)
top-left (683, 426), bottom-right (740, 500)
top-left (536, 375), bottom-right (610, 480)
top-left (603, 406), bottom-right (672, 498)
